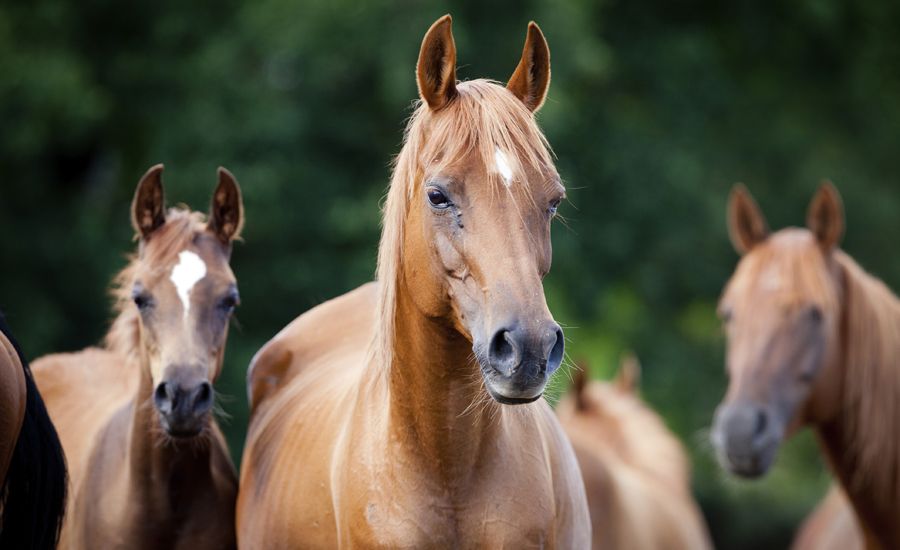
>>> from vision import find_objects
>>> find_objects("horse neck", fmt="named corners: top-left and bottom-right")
top-left (127, 354), bottom-right (215, 505)
top-left (383, 276), bottom-right (502, 478)
top-left (815, 254), bottom-right (900, 545)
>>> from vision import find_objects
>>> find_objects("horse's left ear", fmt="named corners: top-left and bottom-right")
top-left (615, 353), bottom-right (641, 393)
top-left (507, 22), bottom-right (551, 113)
top-left (806, 181), bottom-right (844, 251)
top-left (208, 167), bottom-right (244, 245)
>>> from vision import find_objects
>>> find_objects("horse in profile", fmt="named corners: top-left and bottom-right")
top-left (711, 182), bottom-right (900, 548)
top-left (557, 357), bottom-right (711, 549)
top-left (238, 14), bottom-right (590, 548)
top-left (33, 165), bottom-right (243, 549)
top-left (0, 312), bottom-right (67, 549)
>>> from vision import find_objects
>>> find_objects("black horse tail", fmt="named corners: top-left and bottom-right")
top-left (0, 315), bottom-right (67, 550)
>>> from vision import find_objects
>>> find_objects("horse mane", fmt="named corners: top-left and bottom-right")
top-left (370, 79), bottom-right (556, 378)
top-left (835, 250), bottom-right (900, 502)
top-left (104, 209), bottom-right (208, 356)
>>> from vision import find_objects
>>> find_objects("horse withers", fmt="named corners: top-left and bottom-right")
top-left (238, 15), bottom-right (590, 548)
top-left (712, 183), bottom-right (900, 548)
top-left (32, 165), bottom-right (243, 549)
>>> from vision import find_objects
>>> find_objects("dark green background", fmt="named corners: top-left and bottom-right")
top-left (2, 1), bottom-right (898, 547)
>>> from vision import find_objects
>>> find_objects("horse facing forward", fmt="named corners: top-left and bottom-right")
top-left (238, 15), bottom-right (590, 548)
top-left (712, 183), bottom-right (900, 548)
top-left (557, 357), bottom-right (712, 550)
top-left (32, 165), bottom-right (243, 549)
top-left (0, 313), bottom-right (67, 549)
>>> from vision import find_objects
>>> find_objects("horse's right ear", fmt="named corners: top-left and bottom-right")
top-left (615, 353), bottom-right (641, 393)
top-left (417, 14), bottom-right (457, 111)
top-left (727, 184), bottom-right (769, 255)
top-left (131, 164), bottom-right (166, 240)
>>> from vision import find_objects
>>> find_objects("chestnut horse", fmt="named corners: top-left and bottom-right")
top-left (32, 165), bottom-right (243, 549)
top-left (792, 485), bottom-right (861, 550)
top-left (711, 183), bottom-right (900, 548)
top-left (238, 15), bottom-right (590, 548)
top-left (0, 312), bottom-right (67, 549)
top-left (557, 357), bottom-right (711, 549)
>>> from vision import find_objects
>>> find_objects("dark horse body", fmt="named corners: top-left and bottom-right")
top-left (0, 311), bottom-right (67, 549)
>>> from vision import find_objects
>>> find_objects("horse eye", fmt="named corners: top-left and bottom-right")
top-left (426, 188), bottom-right (451, 209)
top-left (219, 293), bottom-right (239, 313)
top-left (808, 305), bottom-right (824, 323)
top-left (133, 292), bottom-right (153, 312)
top-left (548, 198), bottom-right (562, 217)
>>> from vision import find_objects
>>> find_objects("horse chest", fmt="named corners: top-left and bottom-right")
top-left (340, 464), bottom-right (559, 549)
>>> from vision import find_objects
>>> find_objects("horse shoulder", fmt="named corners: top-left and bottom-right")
top-left (247, 281), bottom-right (378, 413)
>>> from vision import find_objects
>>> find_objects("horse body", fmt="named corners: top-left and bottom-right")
top-left (32, 166), bottom-right (244, 550)
top-left (238, 16), bottom-right (589, 548)
top-left (558, 360), bottom-right (711, 550)
top-left (713, 183), bottom-right (900, 548)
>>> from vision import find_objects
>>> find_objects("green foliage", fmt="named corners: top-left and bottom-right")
top-left (1, 1), bottom-right (899, 547)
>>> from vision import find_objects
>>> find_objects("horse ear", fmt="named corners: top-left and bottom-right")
top-left (727, 184), bottom-right (769, 255)
top-left (573, 366), bottom-right (589, 411)
top-left (507, 22), bottom-right (551, 113)
top-left (615, 353), bottom-right (641, 393)
top-left (131, 164), bottom-right (166, 240)
top-left (417, 14), bottom-right (457, 111)
top-left (806, 181), bottom-right (844, 251)
top-left (208, 167), bottom-right (244, 245)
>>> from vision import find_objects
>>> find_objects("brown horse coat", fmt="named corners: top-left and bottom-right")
top-left (0, 330), bottom-right (26, 483)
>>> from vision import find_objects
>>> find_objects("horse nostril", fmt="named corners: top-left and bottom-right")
top-left (489, 328), bottom-right (519, 376)
top-left (190, 381), bottom-right (214, 415)
top-left (754, 409), bottom-right (768, 438)
top-left (154, 382), bottom-right (173, 412)
top-left (546, 327), bottom-right (564, 374)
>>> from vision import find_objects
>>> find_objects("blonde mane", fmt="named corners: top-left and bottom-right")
top-left (834, 250), bottom-right (900, 503)
top-left (104, 209), bottom-right (208, 356)
top-left (370, 80), bottom-right (557, 376)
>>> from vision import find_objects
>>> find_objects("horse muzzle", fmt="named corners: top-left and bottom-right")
top-left (479, 320), bottom-right (564, 405)
top-left (712, 402), bottom-right (784, 478)
top-left (153, 376), bottom-right (214, 438)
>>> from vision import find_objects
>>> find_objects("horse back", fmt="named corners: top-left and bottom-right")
top-left (247, 281), bottom-right (378, 414)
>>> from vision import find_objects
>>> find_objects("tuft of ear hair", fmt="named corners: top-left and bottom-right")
top-left (727, 183), bottom-right (769, 255)
top-left (615, 352), bottom-right (641, 393)
top-left (416, 14), bottom-right (457, 111)
top-left (208, 167), bottom-right (245, 246)
top-left (131, 164), bottom-right (167, 240)
top-left (806, 181), bottom-right (844, 251)
top-left (507, 22), bottom-right (551, 113)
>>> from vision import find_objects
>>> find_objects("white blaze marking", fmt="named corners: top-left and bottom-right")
top-left (494, 148), bottom-right (513, 187)
top-left (170, 250), bottom-right (207, 318)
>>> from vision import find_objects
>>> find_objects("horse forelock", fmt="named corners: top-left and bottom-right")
top-left (104, 208), bottom-right (208, 357)
top-left (370, 79), bottom-right (557, 378)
